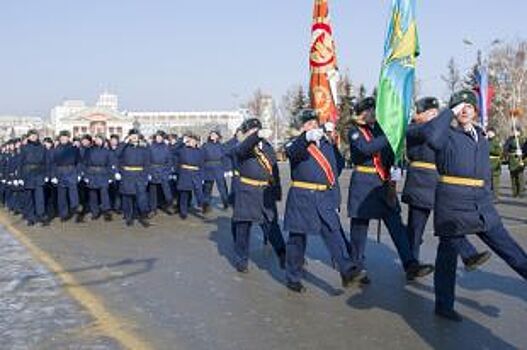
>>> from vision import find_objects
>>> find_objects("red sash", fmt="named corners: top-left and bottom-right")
top-left (307, 144), bottom-right (336, 186)
top-left (357, 126), bottom-right (390, 181)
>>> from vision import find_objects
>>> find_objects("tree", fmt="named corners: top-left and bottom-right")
top-left (286, 85), bottom-right (310, 129)
top-left (488, 41), bottom-right (527, 138)
top-left (441, 57), bottom-right (462, 95)
top-left (245, 89), bottom-right (266, 118)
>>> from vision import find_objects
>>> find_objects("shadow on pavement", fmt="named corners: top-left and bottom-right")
top-left (0, 258), bottom-right (158, 290)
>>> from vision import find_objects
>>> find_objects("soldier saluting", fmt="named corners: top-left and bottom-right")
top-left (421, 90), bottom-right (527, 321)
top-left (347, 97), bottom-right (434, 283)
top-left (283, 110), bottom-right (363, 293)
top-left (402, 97), bottom-right (491, 270)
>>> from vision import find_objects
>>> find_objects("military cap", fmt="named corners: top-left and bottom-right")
top-left (128, 128), bottom-right (140, 136)
top-left (209, 129), bottom-right (222, 138)
top-left (240, 118), bottom-right (262, 133)
top-left (43, 137), bottom-right (53, 144)
top-left (58, 130), bottom-right (71, 138)
top-left (449, 90), bottom-right (478, 109)
top-left (80, 134), bottom-right (92, 142)
top-left (415, 97), bottom-right (440, 114)
top-left (27, 129), bottom-right (39, 136)
top-left (297, 109), bottom-right (318, 124)
top-left (110, 134), bottom-right (120, 140)
top-left (155, 130), bottom-right (166, 137)
top-left (355, 97), bottom-right (376, 115)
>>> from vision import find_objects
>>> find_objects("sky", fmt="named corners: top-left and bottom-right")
top-left (1, 0), bottom-right (526, 117)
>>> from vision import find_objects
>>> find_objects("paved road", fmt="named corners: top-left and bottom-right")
top-left (1, 167), bottom-right (526, 350)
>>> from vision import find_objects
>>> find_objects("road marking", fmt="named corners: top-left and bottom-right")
top-left (0, 212), bottom-right (153, 350)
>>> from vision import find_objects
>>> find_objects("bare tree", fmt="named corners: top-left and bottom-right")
top-left (245, 89), bottom-right (266, 117)
top-left (441, 57), bottom-right (462, 95)
top-left (488, 41), bottom-right (527, 138)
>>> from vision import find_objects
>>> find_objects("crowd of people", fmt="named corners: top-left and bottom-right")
top-left (1, 89), bottom-right (526, 322)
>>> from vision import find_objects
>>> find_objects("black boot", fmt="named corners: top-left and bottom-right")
top-left (406, 263), bottom-right (434, 281)
top-left (286, 281), bottom-right (306, 293)
top-left (435, 308), bottom-right (462, 322)
top-left (138, 215), bottom-right (150, 228)
top-left (464, 251), bottom-right (492, 271)
top-left (103, 212), bottom-right (113, 222)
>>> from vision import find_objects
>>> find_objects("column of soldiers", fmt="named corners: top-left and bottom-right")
top-left (227, 89), bottom-right (527, 322)
top-left (1, 89), bottom-right (526, 322)
top-left (0, 128), bottom-right (233, 227)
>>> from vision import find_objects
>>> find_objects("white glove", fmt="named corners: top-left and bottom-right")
top-left (44, 177), bottom-right (49, 183)
top-left (306, 128), bottom-right (324, 143)
top-left (77, 176), bottom-right (82, 182)
top-left (451, 102), bottom-right (467, 116)
top-left (108, 179), bottom-right (113, 184)
top-left (1, 179), bottom-right (5, 184)
top-left (19, 179), bottom-right (24, 186)
top-left (148, 175), bottom-right (152, 181)
top-left (324, 122), bottom-right (335, 133)
top-left (115, 173), bottom-right (122, 181)
top-left (516, 149), bottom-right (523, 157)
top-left (13, 180), bottom-right (19, 186)
top-left (257, 128), bottom-right (273, 139)
top-left (390, 167), bottom-right (403, 182)
top-left (7, 181), bottom-right (12, 185)
top-left (224, 171), bottom-right (233, 178)
top-left (84, 178), bottom-right (90, 184)
top-left (51, 177), bottom-right (59, 185)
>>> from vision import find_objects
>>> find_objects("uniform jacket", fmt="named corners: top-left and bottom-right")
top-left (149, 142), bottom-right (174, 184)
top-left (81, 146), bottom-right (115, 189)
top-left (18, 141), bottom-right (48, 189)
top-left (175, 145), bottom-right (204, 191)
top-left (115, 142), bottom-right (151, 195)
top-left (49, 143), bottom-right (81, 187)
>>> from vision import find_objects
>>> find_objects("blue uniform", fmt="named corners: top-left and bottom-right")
top-left (81, 145), bottom-right (115, 217)
top-left (402, 122), bottom-right (478, 261)
top-left (347, 123), bottom-right (420, 272)
top-left (202, 141), bottom-right (229, 208)
top-left (421, 109), bottom-right (527, 313)
top-left (49, 143), bottom-right (81, 219)
top-left (231, 133), bottom-right (285, 271)
top-left (18, 141), bottom-right (48, 224)
top-left (115, 142), bottom-right (151, 223)
top-left (108, 145), bottom-right (122, 212)
top-left (175, 145), bottom-right (204, 219)
top-left (148, 142), bottom-right (174, 212)
top-left (283, 133), bottom-right (357, 284)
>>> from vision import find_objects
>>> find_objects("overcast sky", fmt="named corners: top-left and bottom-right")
top-left (1, 0), bottom-right (526, 116)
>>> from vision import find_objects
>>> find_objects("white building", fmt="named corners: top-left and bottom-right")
top-left (0, 115), bottom-right (45, 141)
top-left (49, 93), bottom-right (248, 139)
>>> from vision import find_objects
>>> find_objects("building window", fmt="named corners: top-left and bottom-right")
top-left (81, 127), bottom-right (87, 133)
top-left (109, 127), bottom-right (115, 134)
top-left (117, 127), bottom-right (123, 136)
top-left (73, 127), bottom-right (79, 136)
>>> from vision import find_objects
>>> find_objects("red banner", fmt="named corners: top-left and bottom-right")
top-left (309, 0), bottom-right (339, 124)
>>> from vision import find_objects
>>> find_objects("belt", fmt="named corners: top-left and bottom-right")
top-left (87, 166), bottom-right (106, 172)
top-left (205, 160), bottom-right (223, 165)
top-left (24, 164), bottom-right (42, 170)
top-left (57, 165), bottom-right (75, 170)
top-left (291, 181), bottom-right (330, 191)
top-left (410, 161), bottom-right (437, 170)
top-left (439, 175), bottom-right (484, 188)
top-left (181, 164), bottom-right (200, 171)
top-left (240, 176), bottom-right (269, 187)
top-left (233, 170), bottom-right (240, 177)
top-left (489, 156), bottom-right (501, 159)
top-left (151, 164), bottom-right (167, 168)
top-left (122, 166), bottom-right (144, 172)
top-left (354, 165), bottom-right (378, 174)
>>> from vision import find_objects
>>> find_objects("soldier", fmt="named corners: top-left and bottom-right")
top-left (487, 127), bottom-right (503, 200)
top-left (422, 90), bottom-right (527, 321)
top-left (17, 130), bottom-right (48, 226)
top-left (108, 134), bottom-right (122, 214)
top-left (148, 130), bottom-right (175, 216)
top-left (347, 97), bottom-right (434, 283)
top-left (504, 128), bottom-right (525, 198)
top-left (167, 133), bottom-right (184, 212)
top-left (402, 97), bottom-right (491, 270)
top-left (175, 133), bottom-right (204, 219)
top-left (49, 130), bottom-right (82, 222)
top-left (283, 110), bottom-right (363, 293)
top-left (230, 118), bottom-right (286, 274)
top-left (42, 137), bottom-right (57, 220)
top-left (114, 129), bottom-right (151, 227)
top-left (81, 134), bottom-right (114, 221)
top-left (202, 130), bottom-right (229, 211)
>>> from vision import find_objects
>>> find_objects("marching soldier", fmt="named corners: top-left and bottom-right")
top-left (283, 110), bottom-right (362, 293)
top-left (49, 130), bottom-right (82, 222)
top-left (347, 97), bottom-right (434, 283)
top-left (81, 134), bottom-right (115, 221)
top-left (504, 128), bottom-right (525, 198)
top-left (148, 131), bottom-right (175, 216)
top-left (114, 129), bottom-right (151, 227)
top-left (175, 133), bottom-right (205, 219)
top-left (17, 130), bottom-right (49, 226)
top-left (487, 127), bottom-right (503, 199)
top-left (231, 118), bottom-right (286, 274)
top-left (402, 97), bottom-right (491, 270)
top-left (108, 134), bottom-right (122, 214)
top-left (202, 130), bottom-right (229, 211)
top-left (422, 90), bottom-right (527, 321)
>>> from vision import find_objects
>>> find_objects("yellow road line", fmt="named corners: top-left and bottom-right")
top-left (0, 212), bottom-right (152, 350)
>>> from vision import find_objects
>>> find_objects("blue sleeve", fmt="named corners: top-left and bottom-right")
top-left (333, 144), bottom-right (345, 176)
top-left (235, 133), bottom-right (260, 160)
top-left (348, 127), bottom-right (389, 157)
top-left (285, 134), bottom-right (311, 163)
top-left (421, 109), bottom-right (454, 151)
